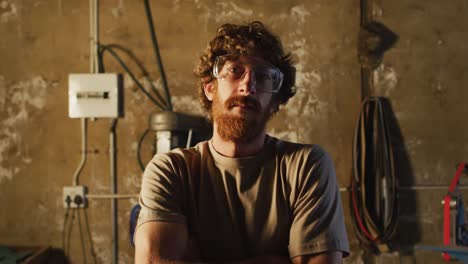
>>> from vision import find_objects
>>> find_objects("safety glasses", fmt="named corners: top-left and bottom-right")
top-left (212, 54), bottom-right (284, 93)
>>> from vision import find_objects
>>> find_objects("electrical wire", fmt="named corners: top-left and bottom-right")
top-left (83, 208), bottom-right (98, 264)
top-left (62, 206), bottom-right (70, 255)
top-left (66, 208), bottom-right (77, 257)
top-left (137, 129), bottom-right (151, 172)
top-left (143, 0), bottom-right (172, 111)
top-left (98, 44), bottom-right (168, 110)
top-left (98, 45), bottom-right (167, 110)
top-left (350, 97), bottom-right (398, 252)
top-left (103, 44), bottom-right (168, 107)
top-left (77, 209), bottom-right (88, 264)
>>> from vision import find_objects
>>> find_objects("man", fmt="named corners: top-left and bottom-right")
top-left (135, 21), bottom-right (349, 263)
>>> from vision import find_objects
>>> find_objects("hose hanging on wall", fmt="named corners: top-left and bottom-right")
top-left (350, 97), bottom-right (398, 253)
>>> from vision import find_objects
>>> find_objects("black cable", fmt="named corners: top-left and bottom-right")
top-left (107, 44), bottom-right (168, 107)
top-left (143, 0), bottom-right (173, 111)
top-left (83, 208), bottom-right (98, 264)
top-left (137, 128), bottom-right (151, 172)
top-left (98, 45), bottom-right (167, 110)
top-left (62, 206), bottom-right (70, 255)
top-left (77, 209), bottom-right (88, 264)
top-left (99, 44), bottom-right (169, 109)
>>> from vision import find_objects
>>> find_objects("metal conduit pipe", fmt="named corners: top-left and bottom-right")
top-left (110, 119), bottom-right (118, 264)
top-left (72, 0), bottom-right (95, 186)
top-left (93, 0), bottom-right (99, 73)
top-left (90, 1), bottom-right (119, 263)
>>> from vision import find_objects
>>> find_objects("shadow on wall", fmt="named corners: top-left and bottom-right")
top-left (45, 248), bottom-right (71, 264)
top-left (382, 98), bottom-right (420, 255)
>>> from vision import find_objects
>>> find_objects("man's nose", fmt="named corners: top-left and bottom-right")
top-left (238, 70), bottom-right (256, 95)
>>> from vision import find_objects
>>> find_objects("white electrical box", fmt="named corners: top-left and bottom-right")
top-left (68, 73), bottom-right (123, 118)
top-left (63, 185), bottom-right (88, 208)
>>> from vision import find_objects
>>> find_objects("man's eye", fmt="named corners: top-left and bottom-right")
top-left (227, 67), bottom-right (244, 76)
top-left (255, 71), bottom-right (272, 82)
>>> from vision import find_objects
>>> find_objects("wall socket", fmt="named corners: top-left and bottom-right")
top-left (63, 185), bottom-right (88, 208)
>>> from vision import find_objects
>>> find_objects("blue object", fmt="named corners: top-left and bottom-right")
top-left (456, 197), bottom-right (468, 246)
top-left (129, 204), bottom-right (141, 247)
top-left (416, 245), bottom-right (468, 263)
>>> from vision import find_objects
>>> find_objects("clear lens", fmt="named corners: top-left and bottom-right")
top-left (213, 55), bottom-right (284, 93)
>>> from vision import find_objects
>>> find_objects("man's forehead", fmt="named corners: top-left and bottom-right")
top-left (223, 54), bottom-right (275, 66)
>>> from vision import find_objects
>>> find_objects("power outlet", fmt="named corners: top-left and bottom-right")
top-left (63, 185), bottom-right (88, 208)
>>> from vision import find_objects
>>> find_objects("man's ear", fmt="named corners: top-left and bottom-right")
top-left (203, 82), bottom-right (215, 101)
top-left (269, 98), bottom-right (280, 114)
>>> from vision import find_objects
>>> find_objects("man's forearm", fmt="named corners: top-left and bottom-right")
top-left (231, 255), bottom-right (291, 264)
top-left (151, 255), bottom-right (291, 264)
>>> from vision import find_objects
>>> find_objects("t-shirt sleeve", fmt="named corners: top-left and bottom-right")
top-left (136, 153), bottom-right (187, 230)
top-left (288, 146), bottom-right (350, 258)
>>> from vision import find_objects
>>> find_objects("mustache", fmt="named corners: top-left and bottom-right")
top-left (225, 96), bottom-right (261, 111)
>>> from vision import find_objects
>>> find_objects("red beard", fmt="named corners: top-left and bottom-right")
top-left (212, 94), bottom-right (272, 143)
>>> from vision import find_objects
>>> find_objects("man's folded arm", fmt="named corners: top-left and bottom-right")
top-left (134, 221), bottom-right (343, 264)
top-left (231, 251), bottom-right (342, 264)
top-left (291, 251), bottom-right (343, 264)
top-left (134, 221), bottom-right (193, 264)
top-left (134, 221), bottom-right (289, 264)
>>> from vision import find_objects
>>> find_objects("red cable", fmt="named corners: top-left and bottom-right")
top-left (442, 163), bottom-right (466, 262)
top-left (448, 163), bottom-right (467, 193)
top-left (351, 176), bottom-right (378, 241)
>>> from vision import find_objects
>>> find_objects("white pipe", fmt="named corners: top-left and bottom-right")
top-left (93, 0), bottom-right (99, 72)
top-left (87, 194), bottom-right (139, 199)
top-left (72, 118), bottom-right (88, 186)
top-left (186, 129), bottom-right (193, 148)
top-left (89, 0), bottom-right (94, 73)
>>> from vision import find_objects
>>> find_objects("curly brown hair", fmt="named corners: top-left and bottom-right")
top-left (194, 21), bottom-right (296, 116)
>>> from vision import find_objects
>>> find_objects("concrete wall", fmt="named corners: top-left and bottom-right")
top-left (0, 0), bottom-right (466, 263)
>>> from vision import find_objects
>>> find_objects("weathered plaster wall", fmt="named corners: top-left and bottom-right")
top-left (369, 1), bottom-right (468, 263)
top-left (0, 0), bottom-right (466, 263)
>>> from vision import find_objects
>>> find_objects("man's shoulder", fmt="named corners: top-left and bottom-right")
top-left (150, 140), bottom-right (209, 165)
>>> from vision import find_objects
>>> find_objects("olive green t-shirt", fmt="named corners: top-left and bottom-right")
top-left (137, 136), bottom-right (349, 261)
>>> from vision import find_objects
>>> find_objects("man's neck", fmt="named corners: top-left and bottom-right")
top-left (211, 125), bottom-right (267, 158)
